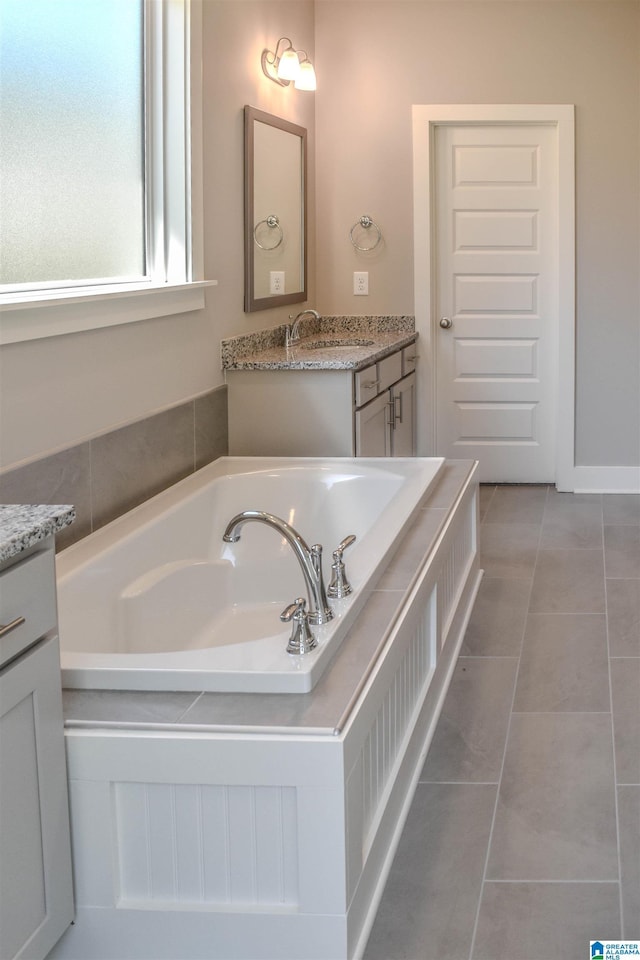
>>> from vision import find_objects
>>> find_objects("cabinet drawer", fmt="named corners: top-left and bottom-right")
top-left (378, 351), bottom-right (402, 392)
top-left (402, 344), bottom-right (418, 376)
top-left (0, 548), bottom-right (57, 669)
top-left (355, 351), bottom-right (403, 408)
top-left (354, 363), bottom-right (380, 407)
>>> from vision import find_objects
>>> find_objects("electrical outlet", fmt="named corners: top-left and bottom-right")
top-left (270, 271), bottom-right (285, 295)
top-left (353, 271), bottom-right (369, 295)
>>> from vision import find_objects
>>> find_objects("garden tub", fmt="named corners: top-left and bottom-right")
top-left (57, 456), bottom-right (444, 693)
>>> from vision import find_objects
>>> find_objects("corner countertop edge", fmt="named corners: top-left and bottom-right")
top-left (0, 504), bottom-right (76, 563)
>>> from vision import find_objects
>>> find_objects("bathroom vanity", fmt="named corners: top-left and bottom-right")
top-left (0, 506), bottom-right (75, 960)
top-left (354, 346), bottom-right (416, 456)
top-left (223, 317), bottom-right (418, 457)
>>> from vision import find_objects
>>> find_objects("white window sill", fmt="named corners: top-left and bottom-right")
top-left (0, 280), bottom-right (217, 345)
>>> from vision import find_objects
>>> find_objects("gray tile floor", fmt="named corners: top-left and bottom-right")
top-left (364, 484), bottom-right (640, 960)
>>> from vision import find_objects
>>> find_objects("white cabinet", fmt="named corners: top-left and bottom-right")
top-left (355, 370), bottom-right (416, 457)
top-left (228, 344), bottom-right (417, 458)
top-left (0, 541), bottom-right (74, 960)
top-left (354, 391), bottom-right (392, 457)
top-left (392, 370), bottom-right (417, 456)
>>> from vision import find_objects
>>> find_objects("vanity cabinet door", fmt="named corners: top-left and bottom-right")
top-left (355, 373), bottom-right (416, 458)
top-left (0, 542), bottom-right (73, 960)
top-left (0, 634), bottom-right (73, 960)
top-left (355, 391), bottom-right (392, 456)
top-left (391, 373), bottom-right (416, 457)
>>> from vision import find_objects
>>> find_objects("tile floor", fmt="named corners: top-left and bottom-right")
top-left (364, 484), bottom-right (640, 960)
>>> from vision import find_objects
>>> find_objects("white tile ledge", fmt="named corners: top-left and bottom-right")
top-left (0, 280), bottom-right (217, 344)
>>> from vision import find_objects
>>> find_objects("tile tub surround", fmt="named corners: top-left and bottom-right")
top-left (364, 484), bottom-right (640, 960)
top-left (0, 386), bottom-right (228, 551)
top-left (0, 503), bottom-right (75, 562)
top-left (221, 315), bottom-right (416, 371)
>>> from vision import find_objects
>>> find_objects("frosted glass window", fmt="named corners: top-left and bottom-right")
top-left (0, 0), bottom-right (144, 286)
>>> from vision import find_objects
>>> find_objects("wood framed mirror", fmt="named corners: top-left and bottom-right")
top-left (244, 106), bottom-right (307, 312)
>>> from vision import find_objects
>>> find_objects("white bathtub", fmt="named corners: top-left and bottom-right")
top-left (57, 456), bottom-right (444, 693)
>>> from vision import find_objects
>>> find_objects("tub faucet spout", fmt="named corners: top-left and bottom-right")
top-left (286, 309), bottom-right (321, 348)
top-left (222, 510), bottom-right (333, 625)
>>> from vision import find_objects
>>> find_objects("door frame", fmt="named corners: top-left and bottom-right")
top-left (412, 104), bottom-right (575, 490)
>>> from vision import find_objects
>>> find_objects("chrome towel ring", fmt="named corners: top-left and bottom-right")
top-left (349, 215), bottom-right (382, 252)
top-left (254, 215), bottom-right (284, 250)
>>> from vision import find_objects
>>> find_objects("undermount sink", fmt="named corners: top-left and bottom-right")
top-left (300, 338), bottom-right (375, 350)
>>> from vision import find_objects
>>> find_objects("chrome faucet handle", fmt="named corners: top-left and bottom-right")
top-left (285, 323), bottom-right (296, 349)
top-left (335, 534), bottom-right (356, 555)
top-left (328, 535), bottom-right (357, 599)
top-left (281, 597), bottom-right (318, 655)
top-left (309, 544), bottom-right (334, 625)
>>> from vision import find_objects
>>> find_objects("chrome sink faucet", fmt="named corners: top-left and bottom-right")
top-left (222, 510), bottom-right (333, 625)
top-left (286, 309), bottom-right (321, 348)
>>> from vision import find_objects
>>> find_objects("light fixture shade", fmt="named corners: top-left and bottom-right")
top-left (277, 48), bottom-right (300, 81)
top-left (294, 60), bottom-right (316, 91)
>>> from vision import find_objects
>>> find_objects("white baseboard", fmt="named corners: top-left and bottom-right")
top-left (570, 465), bottom-right (640, 494)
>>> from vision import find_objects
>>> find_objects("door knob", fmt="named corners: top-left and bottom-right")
top-left (439, 317), bottom-right (452, 329)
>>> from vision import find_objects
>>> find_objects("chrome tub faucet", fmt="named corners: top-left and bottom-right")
top-left (222, 509), bottom-right (333, 625)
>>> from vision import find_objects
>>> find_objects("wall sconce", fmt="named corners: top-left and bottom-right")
top-left (261, 37), bottom-right (317, 91)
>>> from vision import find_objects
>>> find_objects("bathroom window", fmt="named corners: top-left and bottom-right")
top-left (0, 0), bottom-right (206, 343)
top-left (1, 0), bottom-right (144, 288)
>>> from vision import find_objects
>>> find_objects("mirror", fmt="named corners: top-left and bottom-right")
top-left (244, 106), bottom-right (307, 312)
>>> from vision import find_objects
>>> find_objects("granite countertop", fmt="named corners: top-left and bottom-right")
top-left (221, 315), bottom-right (417, 372)
top-left (0, 504), bottom-right (76, 563)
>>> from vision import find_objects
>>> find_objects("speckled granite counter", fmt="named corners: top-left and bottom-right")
top-left (0, 504), bottom-right (76, 563)
top-left (221, 315), bottom-right (417, 371)
top-left (62, 460), bottom-right (478, 734)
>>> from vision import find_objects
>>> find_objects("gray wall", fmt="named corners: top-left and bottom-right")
top-left (0, 387), bottom-right (228, 550)
top-left (201, 0), bottom-right (316, 343)
top-left (0, 0), bottom-right (315, 472)
top-left (314, 0), bottom-right (640, 468)
top-left (0, 0), bottom-right (638, 491)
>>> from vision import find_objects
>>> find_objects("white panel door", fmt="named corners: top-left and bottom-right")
top-left (434, 124), bottom-right (558, 481)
